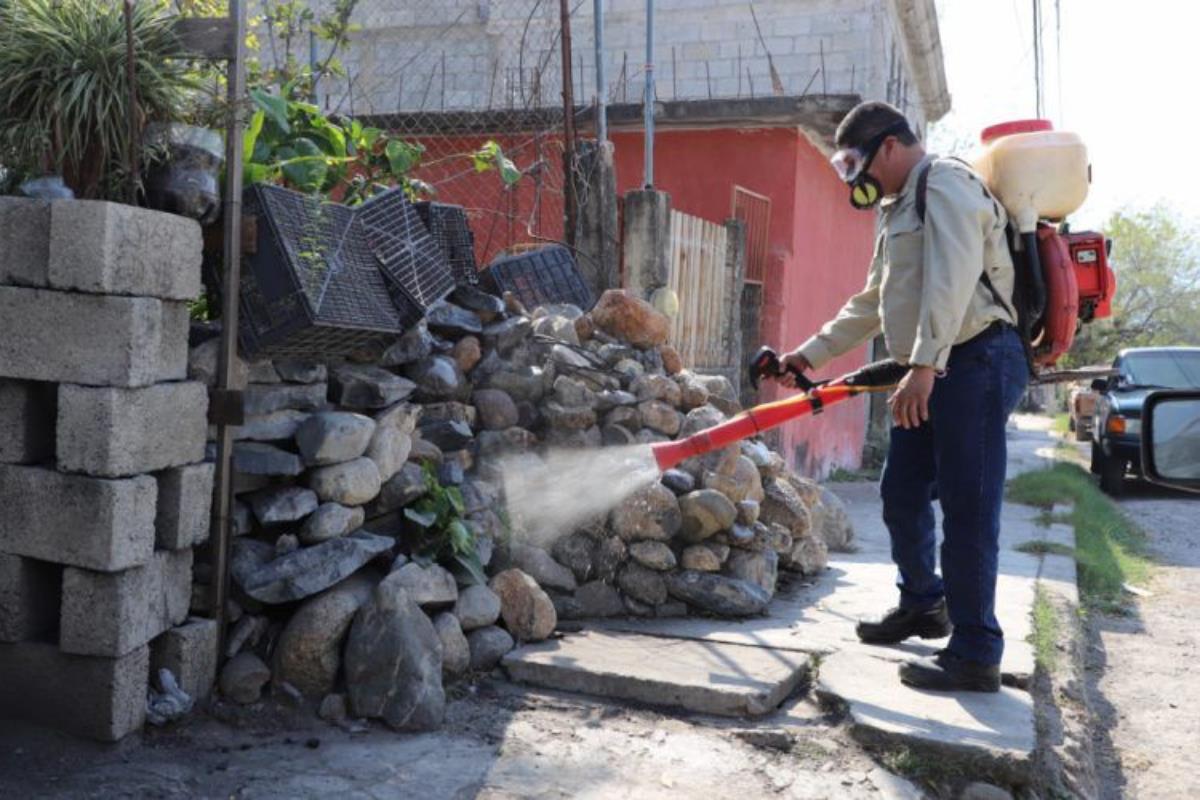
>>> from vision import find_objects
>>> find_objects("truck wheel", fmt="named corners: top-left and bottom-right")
top-left (1068, 415), bottom-right (1076, 432)
top-left (1074, 422), bottom-right (1090, 442)
top-left (1090, 442), bottom-right (1102, 474)
top-left (1098, 452), bottom-right (1126, 497)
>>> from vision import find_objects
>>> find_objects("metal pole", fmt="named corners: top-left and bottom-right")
top-left (593, 0), bottom-right (607, 142)
top-left (643, 0), bottom-right (655, 187)
top-left (123, 0), bottom-right (139, 205)
top-left (211, 0), bottom-right (247, 660)
top-left (309, 30), bottom-right (319, 103)
top-left (560, 0), bottom-right (578, 248)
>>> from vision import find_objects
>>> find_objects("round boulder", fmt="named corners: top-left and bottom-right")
top-left (678, 489), bottom-right (738, 543)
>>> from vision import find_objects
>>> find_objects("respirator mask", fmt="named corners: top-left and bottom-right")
top-left (831, 121), bottom-right (911, 210)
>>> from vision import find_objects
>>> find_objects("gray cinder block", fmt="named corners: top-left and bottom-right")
top-left (60, 548), bottom-right (192, 657)
top-left (155, 462), bottom-right (215, 550)
top-left (0, 379), bottom-right (56, 464)
top-left (0, 465), bottom-right (156, 572)
top-left (56, 382), bottom-right (208, 477)
top-left (0, 197), bottom-right (50, 288)
top-left (0, 553), bottom-right (61, 642)
top-left (0, 287), bottom-right (188, 387)
top-left (0, 641), bottom-right (148, 741)
top-left (150, 617), bottom-right (218, 702)
top-left (47, 200), bottom-right (202, 300)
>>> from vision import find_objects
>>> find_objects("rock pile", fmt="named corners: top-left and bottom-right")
top-left (193, 284), bottom-right (853, 731)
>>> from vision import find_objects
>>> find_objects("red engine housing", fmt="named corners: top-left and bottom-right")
top-left (1031, 227), bottom-right (1117, 367)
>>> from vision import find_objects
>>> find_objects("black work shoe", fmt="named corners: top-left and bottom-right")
top-left (898, 649), bottom-right (1001, 693)
top-left (855, 600), bottom-right (951, 644)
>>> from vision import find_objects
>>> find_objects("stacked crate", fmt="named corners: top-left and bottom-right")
top-left (0, 198), bottom-right (218, 741)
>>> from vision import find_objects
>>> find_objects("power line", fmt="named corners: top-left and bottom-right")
top-left (1055, 0), bottom-right (1063, 125)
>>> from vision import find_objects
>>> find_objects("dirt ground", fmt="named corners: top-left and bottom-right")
top-left (1086, 480), bottom-right (1200, 800)
top-left (0, 677), bottom-right (922, 799)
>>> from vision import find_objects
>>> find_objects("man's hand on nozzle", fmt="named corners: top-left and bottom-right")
top-left (778, 351), bottom-right (812, 389)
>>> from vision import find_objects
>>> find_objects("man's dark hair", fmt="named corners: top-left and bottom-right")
top-left (835, 101), bottom-right (919, 150)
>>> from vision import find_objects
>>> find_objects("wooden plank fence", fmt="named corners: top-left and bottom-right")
top-left (667, 210), bottom-right (730, 371)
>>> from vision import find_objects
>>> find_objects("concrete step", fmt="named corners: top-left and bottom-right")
top-left (502, 629), bottom-right (812, 717)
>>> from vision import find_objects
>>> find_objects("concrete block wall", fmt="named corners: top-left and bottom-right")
top-left (331, 0), bottom-right (931, 135)
top-left (0, 198), bottom-right (215, 742)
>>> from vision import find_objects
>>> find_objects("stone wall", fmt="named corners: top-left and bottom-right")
top-left (0, 198), bottom-right (216, 742)
top-left (196, 280), bottom-right (856, 730)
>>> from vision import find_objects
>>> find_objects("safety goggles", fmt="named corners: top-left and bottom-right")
top-left (829, 121), bottom-right (912, 184)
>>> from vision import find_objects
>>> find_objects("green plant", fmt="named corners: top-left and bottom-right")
top-left (405, 464), bottom-right (486, 585)
top-left (0, 0), bottom-right (196, 199)
top-left (243, 87), bottom-right (520, 203)
top-left (1029, 585), bottom-right (1062, 673)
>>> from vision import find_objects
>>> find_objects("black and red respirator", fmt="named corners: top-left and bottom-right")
top-left (831, 121), bottom-right (911, 210)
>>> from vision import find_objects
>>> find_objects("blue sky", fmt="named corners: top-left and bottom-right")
top-left (931, 0), bottom-right (1195, 229)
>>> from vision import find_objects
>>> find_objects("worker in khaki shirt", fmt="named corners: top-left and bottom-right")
top-left (774, 102), bottom-right (1029, 692)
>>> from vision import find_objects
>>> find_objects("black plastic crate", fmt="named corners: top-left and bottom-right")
top-left (239, 184), bottom-right (455, 359)
top-left (480, 245), bottom-right (594, 311)
top-left (415, 202), bottom-right (478, 287)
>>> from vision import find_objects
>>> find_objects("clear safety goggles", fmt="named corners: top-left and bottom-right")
top-left (829, 121), bottom-right (912, 184)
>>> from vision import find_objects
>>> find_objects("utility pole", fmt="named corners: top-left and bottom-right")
top-left (560, 0), bottom-right (578, 247)
top-left (593, 0), bottom-right (607, 142)
top-left (643, 0), bottom-right (655, 187)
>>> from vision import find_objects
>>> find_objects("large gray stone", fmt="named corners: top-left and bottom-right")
top-left (724, 549), bottom-right (779, 596)
top-left (629, 540), bottom-right (677, 571)
top-left (274, 360), bottom-right (327, 384)
top-left (665, 570), bottom-right (771, 617)
top-left (154, 462), bottom-right (214, 550)
top-left (345, 575), bottom-right (445, 731)
top-left (388, 562), bottom-right (458, 609)
top-left (760, 478), bottom-right (813, 538)
top-left (481, 316), bottom-right (532, 354)
top-left (508, 542), bottom-right (578, 592)
top-left (425, 300), bottom-right (483, 337)
top-left (490, 569), bottom-right (557, 642)
top-left (47, 200), bottom-right (202, 300)
top-left (56, 382), bottom-right (207, 477)
top-left (678, 489), bottom-right (738, 543)
top-left (680, 544), bottom-right (722, 572)
top-left (246, 486), bottom-right (319, 526)
top-left (307, 457), bottom-right (382, 505)
top-left (0, 379), bottom-right (56, 464)
top-left (242, 382), bottom-right (327, 416)
top-left (60, 548), bottom-right (192, 657)
top-left (609, 483), bottom-right (681, 542)
top-left (0, 197), bottom-right (49, 287)
top-left (232, 442), bottom-right (304, 476)
top-left (576, 580), bottom-right (626, 618)
top-left (330, 364), bottom-right (416, 409)
top-left (814, 485), bottom-right (855, 552)
top-left (381, 322), bottom-right (434, 366)
top-left (365, 425), bottom-right (412, 483)
top-left (617, 563), bottom-right (669, 606)
top-left (472, 388), bottom-right (519, 431)
top-left (234, 409), bottom-right (308, 441)
top-left (434, 612), bottom-right (470, 679)
top-left (0, 465), bottom-right (155, 572)
top-left (0, 287), bottom-right (187, 388)
top-left (368, 461), bottom-right (429, 516)
top-left (551, 532), bottom-right (596, 583)
top-left (467, 625), bottom-right (515, 671)
top-left (150, 617), bottom-right (219, 703)
top-left (404, 355), bottom-right (470, 402)
top-left (272, 572), bottom-right (376, 696)
top-left (417, 419), bottom-right (474, 451)
top-left (230, 529), bottom-right (393, 604)
top-left (0, 553), bottom-right (60, 642)
top-left (299, 503), bottom-right (365, 545)
top-left (453, 584), bottom-right (502, 631)
top-left (0, 641), bottom-right (148, 741)
top-left (295, 411), bottom-right (376, 466)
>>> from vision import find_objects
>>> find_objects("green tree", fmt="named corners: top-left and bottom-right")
top-left (1066, 205), bottom-right (1200, 366)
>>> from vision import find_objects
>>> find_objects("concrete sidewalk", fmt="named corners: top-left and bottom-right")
top-left (504, 415), bottom-right (1075, 782)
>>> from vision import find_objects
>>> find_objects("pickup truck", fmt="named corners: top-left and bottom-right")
top-left (1068, 385), bottom-right (1097, 442)
top-left (1090, 346), bottom-right (1200, 495)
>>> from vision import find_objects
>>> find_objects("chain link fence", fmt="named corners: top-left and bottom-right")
top-left (312, 0), bottom-right (590, 267)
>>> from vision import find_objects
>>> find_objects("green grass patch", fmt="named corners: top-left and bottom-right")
top-left (1008, 462), bottom-right (1152, 613)
top-left (1029, 586), bottom-right (1062, 673)
top-left (1051, 412), bottom-right (1071, 435)
top-left (1015, 539), bottom-right (1075, 558)
top-left (827, 466), bottom-right (882, 483)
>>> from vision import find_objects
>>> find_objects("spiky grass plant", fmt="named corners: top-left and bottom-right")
top-left (0, 0), bottom-right (195, 199)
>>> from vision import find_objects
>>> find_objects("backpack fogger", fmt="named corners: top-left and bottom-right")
top-left (932, 119), bottom-right (1116, 370)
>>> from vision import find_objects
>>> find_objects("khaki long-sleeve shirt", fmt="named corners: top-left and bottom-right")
top-left (796, 156), bottom-right (1017, 371)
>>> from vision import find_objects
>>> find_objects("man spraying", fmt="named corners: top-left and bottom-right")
top-left (776, 101), bottom-right (1029, 692)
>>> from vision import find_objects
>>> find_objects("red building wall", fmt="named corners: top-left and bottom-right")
top-left (611, 127), bottom-right (876, 476)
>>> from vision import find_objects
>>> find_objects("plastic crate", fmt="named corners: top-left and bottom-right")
top-left (480, 245), bottom-right (594, 311)
top-left (239, 184), bottom-right (454, 359)
top-left (415, 202), bottom-right (478, 287)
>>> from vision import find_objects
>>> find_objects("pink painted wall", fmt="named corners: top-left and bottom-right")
top-left (612, 127), bottom-right (877, 476)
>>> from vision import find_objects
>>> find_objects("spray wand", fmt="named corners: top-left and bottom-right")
top-left (650, 350), bottom-right (908, 472)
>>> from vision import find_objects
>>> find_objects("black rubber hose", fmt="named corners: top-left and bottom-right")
top-left (1022, 230), bottom-right (1047, 327)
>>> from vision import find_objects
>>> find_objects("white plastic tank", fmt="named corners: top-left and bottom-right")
top-left (972, 120), bottom-right (1089, 232)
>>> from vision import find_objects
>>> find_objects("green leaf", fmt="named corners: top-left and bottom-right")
top-left (243, 162), bottom-right (278, 185)
top-left (404, 507), bottom-right (437, 529)
top-left (497, 155), bottom-right (521, 186)
top-left (279, 138), bottom-right (328, 192)
top-left (447, 519), bottom-right (473, 555)
top-left (385, 139), bottom-right (424, 176)
top-left (250, 88), bottom-right (290, 134)
top-left (445, 486), bottom-right (465, 517)
top-left (452, 550), bottom-right (488, 587)
top-left (243, 109), bottom-right (265, 164)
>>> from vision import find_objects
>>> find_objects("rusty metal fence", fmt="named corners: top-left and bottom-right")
top-left (309, 0), bottom-right (592, 267)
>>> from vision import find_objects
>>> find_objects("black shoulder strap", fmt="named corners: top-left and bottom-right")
top-left (914, 158), bottom-right (1014, 317)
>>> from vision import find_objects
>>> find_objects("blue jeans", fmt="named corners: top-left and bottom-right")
top-left (879, 325), bottom-right (1028, 665)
